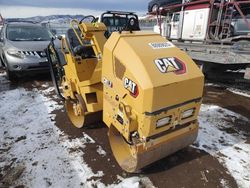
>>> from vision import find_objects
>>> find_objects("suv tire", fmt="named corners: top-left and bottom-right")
top-left (6, 67), bottom-right (16, 81)
top-left (0, 57), bottom-right (4, 67)
top-left (3, 57), bottom-right (17, 81)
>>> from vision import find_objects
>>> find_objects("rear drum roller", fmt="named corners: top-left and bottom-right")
top-left (109, 124), bottom-right (199, 173)
top-left (65, 94), bottom-right (86, 128)
top-left (109, 125), bottom-right (138, 172)
top-left (65, 94), bottom-right (102, 128)
top-left (65, 102), bottom-right (84, 128)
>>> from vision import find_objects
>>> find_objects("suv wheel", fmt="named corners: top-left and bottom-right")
top-left (6, 67), bottom-right (16, 81)
top-left (2, 55), bottom-right (17, 81)
top-left (0, 57), bottom-right (4, 67)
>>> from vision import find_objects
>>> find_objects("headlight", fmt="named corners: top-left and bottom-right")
top-left (156, 116), bottom-right (171, 128)
top-left (182, 108), bottom-right (195, 119)
top-left (7, 50), bottom-right (25, 59)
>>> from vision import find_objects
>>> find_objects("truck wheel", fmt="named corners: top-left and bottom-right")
top-left (229, 26), bottom-right (234, 38)
top-left (208, 26), bottom-right (215, 40)
top-left (234, 40), bottom-right (250, 50)
top-left (151, 4), bottom-right (159, 12)
top-left (208, 22), bottom-right (222, 40)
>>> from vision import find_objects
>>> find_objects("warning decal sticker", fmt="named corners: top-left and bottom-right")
top-left (149, 42), bottom-right (175, 49)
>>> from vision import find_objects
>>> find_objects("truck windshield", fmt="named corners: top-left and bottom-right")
top-left (7, 25), bottom-right (52, 41)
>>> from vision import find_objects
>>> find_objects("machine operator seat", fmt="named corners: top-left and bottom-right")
top-left (65, 28), bottom-right (95, 59)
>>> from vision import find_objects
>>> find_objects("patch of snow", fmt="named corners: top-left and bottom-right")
top-left (41, 83), bottom-right (50, 88)
top-left (194, 104), bottom-right (250, 188)
top-left (110, 177), bottom-right (141, 188)
top-left (220, 178), bottom-right (230, 188)
top-left (41, 86), bottom-right (55, 95)
top-left (227, 88), bottom-right (250, 98)
top-left (93, 176), bottom-right (155, 188)
top-left (0, 71), bottom-right (5, 76)
top-left (82, 132), bottom-right (95, 144)
top-left (96, 145), bottom-right (106, 156)
top-left (205, 83), bottom-right (220, 87)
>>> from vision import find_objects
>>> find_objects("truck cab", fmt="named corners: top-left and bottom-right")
top-left (168, 4), bottom-right (210, 41)
top-left (170, 12), bottom-right (180, 39)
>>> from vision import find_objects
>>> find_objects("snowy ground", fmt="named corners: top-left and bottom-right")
top-left (205, 83), bottom-right (250, 98)
top-left (194, 105), bottom-right (250, 188)
top-left (0, 83), bottom-right (152, 188)
top-left (0, 73), bottom-right (249, 187)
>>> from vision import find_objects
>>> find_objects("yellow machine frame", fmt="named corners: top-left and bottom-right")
top-left (47, 16), bottom-right (204, 172)
top-left (60, 21), bottom-right (107, 127)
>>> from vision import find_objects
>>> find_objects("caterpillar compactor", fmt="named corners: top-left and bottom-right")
top-left (46, 11), bottom-right (204, 172)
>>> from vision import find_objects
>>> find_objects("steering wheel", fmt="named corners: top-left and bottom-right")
top-left (79, 15), bottom-right (96, 24)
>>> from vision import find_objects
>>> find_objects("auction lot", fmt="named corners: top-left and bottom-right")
top-left (0, 68), bottom-right (249, 188)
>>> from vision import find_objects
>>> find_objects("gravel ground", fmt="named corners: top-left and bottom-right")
top-left (0, 70), bottom-right (249, 188)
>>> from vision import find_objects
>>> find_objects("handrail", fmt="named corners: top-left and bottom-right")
top-left (70, 19), bottom-right (84, 46)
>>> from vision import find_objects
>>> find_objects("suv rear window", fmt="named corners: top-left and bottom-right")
top-left (6, 25), bottom-right (52, 41)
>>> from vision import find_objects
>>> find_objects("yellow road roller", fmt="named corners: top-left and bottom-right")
top-left (46, 11), bottom-right (204, 173)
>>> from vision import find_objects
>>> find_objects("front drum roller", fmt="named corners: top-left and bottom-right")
top-left (109, 124), bottom-right (198, 173)
top-left (65, 94), bottom-right (101, 128)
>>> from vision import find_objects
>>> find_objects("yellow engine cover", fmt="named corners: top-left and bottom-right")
top-left (102, 31), bottom-right (203, 134)
top-left (102, 31), bottom-right (204, 172)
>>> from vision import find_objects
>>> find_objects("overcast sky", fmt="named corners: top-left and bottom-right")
top-left (0, 0), bottom-right (148, 18)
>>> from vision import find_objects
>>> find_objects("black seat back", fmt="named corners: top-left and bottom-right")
top-left (66, 28), bottom-right (82, 54)
top-left (124, 18), bottom-right (140, 32)
top-left (65, 28), bottom-right (95, 58)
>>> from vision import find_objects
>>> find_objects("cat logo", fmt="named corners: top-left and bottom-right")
top-left (154, 57), bottom-right (186, 75)
top-left (124, 77), bottom-right (139, 97)
top-left (103, 77), bottom-right (113, 88)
